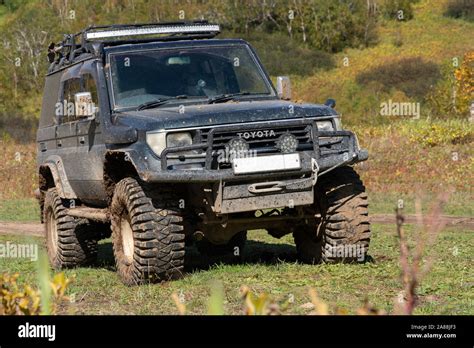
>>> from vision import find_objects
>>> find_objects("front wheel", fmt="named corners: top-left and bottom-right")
top-left (293, 166), bottom-right (371, 264)
top-left (110, 178), bottom-right (185, 285)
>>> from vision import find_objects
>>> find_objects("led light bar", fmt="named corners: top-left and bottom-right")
top-left (85, 24), bottom-right (220, 40)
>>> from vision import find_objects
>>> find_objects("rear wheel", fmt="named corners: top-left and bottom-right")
top-left (293, 166), bottom-right (370, 264)
top-left (43, 188), bottom-right (98, 268)
top-left (110, 178), bottom-right (185, 285)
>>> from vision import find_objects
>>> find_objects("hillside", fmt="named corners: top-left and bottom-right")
top-left (293, 0), bottom-right (474, 124)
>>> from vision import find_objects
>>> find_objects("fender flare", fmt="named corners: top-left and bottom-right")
top-left (40, 155), bottom-right (77, 199)
top-left (104, 150), bottom-right (147, 177)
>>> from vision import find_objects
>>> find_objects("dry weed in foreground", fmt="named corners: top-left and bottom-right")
top-left (394, 193), bottom-right (450, 314)
top-left (171, 292), bottom-right (186, 315)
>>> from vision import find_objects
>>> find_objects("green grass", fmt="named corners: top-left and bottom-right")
top-left (0, 6), bottom-right (7, 24)
top-left (368, 191), bottom-right (473, 216)
top-left (0, 224), bottom-right (472, 315)
top-left (0, 199), bottom-right (39, 221)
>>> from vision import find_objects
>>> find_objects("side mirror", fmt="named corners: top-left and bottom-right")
top-left (75, 92), bottom-right (96, 119)
top-left (276, 76), bottom-right (292, 100)
top-left (325, 98), bottom-right (336, 108)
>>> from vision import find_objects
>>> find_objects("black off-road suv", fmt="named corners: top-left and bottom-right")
top-left (37, 21), bottom-right (370, 285)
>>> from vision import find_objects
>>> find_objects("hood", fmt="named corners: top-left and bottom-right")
top-left (114, 99), bottom-right (338, 131)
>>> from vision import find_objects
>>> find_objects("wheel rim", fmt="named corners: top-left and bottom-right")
top-left (48, 209), bottom-right (58, 254)
top-left (120, 215), bottom-right (134, 263)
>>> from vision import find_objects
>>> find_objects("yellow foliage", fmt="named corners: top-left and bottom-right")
top-left (410, 124), bottom-right (472, 146)
top-left (402, 120), bottom-right (473, 147)
top-left (454, 51), bottom-right (474, 114)
top-left (50, 272), bottom-right (72, 299)
top-left (170, 284), bottom-right (391, 315)
top-left (308, 289), bottom-right (329, 315)
top-left (0, 272), bottom-right (73, 315)
top-left (0, 273), bottom-right (40, 315)
top-left (240, 285), bottom-right (274, 315)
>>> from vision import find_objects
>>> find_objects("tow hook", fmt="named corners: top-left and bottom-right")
top-left (248, 181), bottom-right (285, 194)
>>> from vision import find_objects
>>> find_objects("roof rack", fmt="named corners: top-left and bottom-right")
top-left (48, 21), bottom-right (220, 72)
top-left (84, 21), bottom-right (220, 41)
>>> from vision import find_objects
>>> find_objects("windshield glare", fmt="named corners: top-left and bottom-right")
top-left (109, 45), bottom-right (273, 109)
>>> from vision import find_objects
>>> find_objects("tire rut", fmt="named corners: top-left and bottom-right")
top-left (0, 214), bottom-right (472, 238)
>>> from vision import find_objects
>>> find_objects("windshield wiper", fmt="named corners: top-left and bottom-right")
top-left (137, 95), bottom-right (188, 110)
top-left (208, 92), bottom-right (265, 104)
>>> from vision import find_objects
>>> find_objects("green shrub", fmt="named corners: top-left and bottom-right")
top-left (426, 52), bottom-right (473, 119)
top-left (0, 112), bottom-right (37, 142)
top-left (382, 0), bottom-right (417, 21)
top-left (1, 0), bottom-right (28, 12)
top-left (303, 0), bottom-right (379, 52)
top-left (444, 0), bottom-right (474, 22)
top-left (230, 32), bottom-right (334, 76)
top-left (216, 0), bottom-right (379, 53)
top-left (398, 119), bottom-right (473, 147)
top-left (355, 57), bottom-right (440, 99)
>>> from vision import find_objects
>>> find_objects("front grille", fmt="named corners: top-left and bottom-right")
top-left (200, 124), bottom-right (313, 155)
top-left (160, 121), bottom-right (358, 172)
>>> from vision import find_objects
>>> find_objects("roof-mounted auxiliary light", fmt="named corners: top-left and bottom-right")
top-left (84, 24), bottom-right (221, 40)
top-left (48, 21), bottom-right (221, 74)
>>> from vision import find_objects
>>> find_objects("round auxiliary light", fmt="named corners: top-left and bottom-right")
top-left (276, 133), bottom-right (299, 153)
top-left (227, 137), bottom-right (249, 155)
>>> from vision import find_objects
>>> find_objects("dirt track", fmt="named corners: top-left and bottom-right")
top-left (0, 214), bottom-right (472, 237)
top-left (0, 222), bottom-right (43, 237)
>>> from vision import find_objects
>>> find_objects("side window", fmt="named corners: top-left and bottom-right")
top-left (82, 73), bottom-right (99, 110)
top-left (61, 78), bottom-right (81, 123)
top-left (59, 74), bottom-right (99, 123)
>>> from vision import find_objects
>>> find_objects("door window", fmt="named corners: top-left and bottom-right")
top-left (59, 74), bottom-right (99, 123)
top-left (60, 78), bottom-right (82, 123)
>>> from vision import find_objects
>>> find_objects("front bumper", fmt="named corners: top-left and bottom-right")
top-left (137, 120), bottom-right (368, 183)
top-left (141, 149), bottom-right (367, 183)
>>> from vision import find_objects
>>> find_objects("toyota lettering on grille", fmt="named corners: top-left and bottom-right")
top-left (236, 130), bottom-right (276, 139)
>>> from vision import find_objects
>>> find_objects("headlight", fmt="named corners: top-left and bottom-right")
top-left (316, 121), bottom-right (334, 132)
top-left (167, 132), bottom-right (192, 148)
top-left (146, 131), bottom-right (193, 156)
top-left (146, 132), bottom-right (166, 156)
top-left (333, 117), bottom-right (342, 131)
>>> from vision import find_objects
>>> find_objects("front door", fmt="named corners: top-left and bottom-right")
top-left (72, 71), bottom-right (107, 204)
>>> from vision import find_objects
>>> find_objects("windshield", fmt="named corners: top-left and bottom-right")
top-left (108, 44), bottom-right (273, 109)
